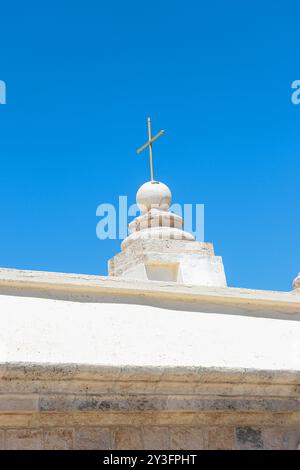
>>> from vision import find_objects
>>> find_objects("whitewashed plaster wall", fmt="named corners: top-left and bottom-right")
top-left (0, 294), bottom-right (298, 370)
top-left (0, 269), bottom-right (299, 371)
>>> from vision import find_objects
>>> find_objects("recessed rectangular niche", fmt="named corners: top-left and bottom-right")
top-left (145, 262), bottom-right (181, 282)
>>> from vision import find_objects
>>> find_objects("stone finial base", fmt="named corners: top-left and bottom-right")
top-left (108, 238), bottom-right (227, 287)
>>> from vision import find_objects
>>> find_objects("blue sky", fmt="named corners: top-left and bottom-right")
top-left (0, 1), bottom-right (299, 291)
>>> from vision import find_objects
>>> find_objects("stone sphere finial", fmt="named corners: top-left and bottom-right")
top-left (293, 273), bottom-right (300, 290)
top-left (136, 181), bottom-right (172, 214)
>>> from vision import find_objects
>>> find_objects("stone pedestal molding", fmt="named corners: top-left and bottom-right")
top-left (0, 364), bottom-right (299, 450)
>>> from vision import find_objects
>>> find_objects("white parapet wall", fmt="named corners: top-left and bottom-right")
top-left (0, 267), bottom-right (299, 449)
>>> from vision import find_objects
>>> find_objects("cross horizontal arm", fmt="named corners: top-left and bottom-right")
top-left (136, 130), bottom-right (165, 154)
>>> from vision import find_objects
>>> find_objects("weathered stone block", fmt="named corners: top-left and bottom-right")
top-left (6, 429), bottom-right (43, 450)
top-left (44, 428), bottom-right (73, 450)
top-left (235, 427), bottom-right (263, 450)
top-left (262, 428), bottom-right (288, 450)
top-left (75, 427), bottom-right (110, 450)
top-left (113, 427), bottom-right (144, 450)
top-left (0, 395), bottom-right (38, 412)
top-left (170, 427), bottom-right (204, 450)
top-left (40, 394), bottom-right (167, 412)
top-left (203, 427), bottom-right (234, 450)
top-left (279, 430), bottom-right (300, 450)
top-left (143, 427), bottom-right (170, 449)
top-left (0, 430), bottom-right (4, 450)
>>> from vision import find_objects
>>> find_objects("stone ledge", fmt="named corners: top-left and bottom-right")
top-left (0, 268), bottom-right (299, 313)
top-left (0, 363), bottom-right (299, 415)
top-left (0, 377), bottom-right (299, 397)
top-left (0, 411), bottom-right (299, 428)
top-left (0, 362), bottom-right (300, 384)
top-left (37, 394), bottom-right (300, 413)
top-left (1, 363), bottom-right (300, 384)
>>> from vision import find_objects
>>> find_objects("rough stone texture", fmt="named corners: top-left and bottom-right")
top-left (235, 427), bottom-right (264, 450)
top-left (6, 429), bottom-right (43, 450)
top-left (44, 428), bottom-right (73, 450)
top-left (0, 425), bottom-right (298, 449)
top-left (170, 427), bottom-right (204, 450)
top-left (113, 427), bottom-right (144, 450)
top-left (203, 427), bottom-right (235, 450)
top-left (75, 427), bottom-right (110, 450)
top-left (0, 430), bottom-right (4, 450)
top-left (0, 364), bottom-right (298, 449)
top-left (262, 428), bottom-right (287, 450)
top-left (0, 395), bottom-right (38, 412)
top-left (281, 430), bottom-right (300, 450)
top-left (143, 427), bottom-right (170, 450)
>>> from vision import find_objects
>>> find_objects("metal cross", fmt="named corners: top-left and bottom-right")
top-left (136, 117), bottom-right (165, 181)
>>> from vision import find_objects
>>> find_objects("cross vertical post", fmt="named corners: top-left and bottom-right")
top-left (147, 117), bottom-right (154, 181)
top-left (136, 117), bottom-right (165, 182)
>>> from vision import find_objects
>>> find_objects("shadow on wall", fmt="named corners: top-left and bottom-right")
top-left (0, 285), bottom-right (299, 323)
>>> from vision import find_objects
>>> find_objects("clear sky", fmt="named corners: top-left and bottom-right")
top-left (0, 1), bottom-right (299, 291)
